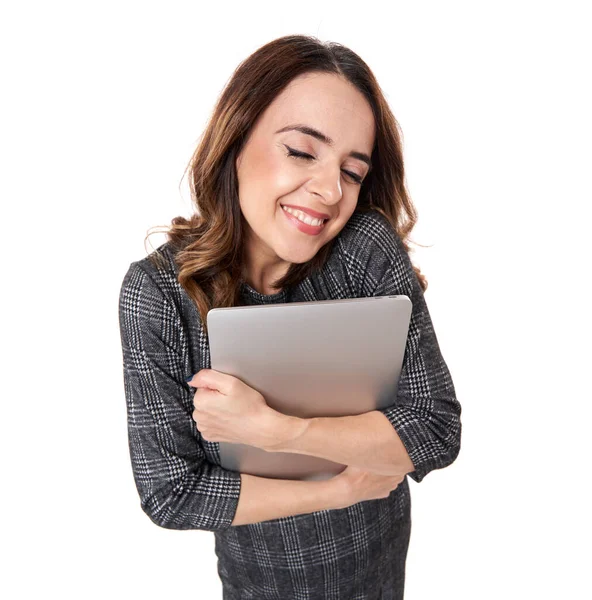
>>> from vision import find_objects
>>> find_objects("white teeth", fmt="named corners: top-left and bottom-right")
top-left (282, 205), bottom-right (325, 227)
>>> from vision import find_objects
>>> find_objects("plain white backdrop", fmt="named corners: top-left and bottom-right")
top-left (2, 1), bottom-right (590, 598)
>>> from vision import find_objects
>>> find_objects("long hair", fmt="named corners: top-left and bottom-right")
top-left (146, 34), bottom-right (428, 334)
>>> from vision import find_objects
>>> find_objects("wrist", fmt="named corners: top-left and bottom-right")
top-left (327, 468), bottom-right (353, 510)
top-left (263, 412), bottom-right (310, 452)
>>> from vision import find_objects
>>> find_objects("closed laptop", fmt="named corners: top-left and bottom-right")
top-left (207, 295), bottom-right (412, 481)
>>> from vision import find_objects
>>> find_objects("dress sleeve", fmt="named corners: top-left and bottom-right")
top-left (372, 236), bottom-right (462, 483)
top-left (118, 262), bottom-right (242, 530)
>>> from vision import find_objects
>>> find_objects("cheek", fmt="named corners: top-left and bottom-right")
top-left (329, 198), bottom-right (359, 234)
top-left (337, 195), bottom-right (359, 220)
top-left (247, 147), bottom-right (300, 196)
top-left (266, 160), bottom-right (300, 198)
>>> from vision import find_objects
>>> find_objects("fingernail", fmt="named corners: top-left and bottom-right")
top-left (185, 375), bottom-right (193, 382)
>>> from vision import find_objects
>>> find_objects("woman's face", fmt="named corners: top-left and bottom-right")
top-left (235, 71), bottom-right (375, 292)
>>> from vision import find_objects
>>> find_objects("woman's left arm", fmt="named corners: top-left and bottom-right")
top-left (268, 223), bottom-right (462, 483)
top-left (367, 250), bottom-right (462, 483)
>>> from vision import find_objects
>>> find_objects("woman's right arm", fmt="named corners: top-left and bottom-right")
top-left (232, 473), bottom-right (347, 526)
top-left (118, 262), bottom-right (350, 530)
top-left (234, 466), bottom-right (405, 526)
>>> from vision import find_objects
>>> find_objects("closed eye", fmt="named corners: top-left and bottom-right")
top-left (284, 145), bottom-right (364, 185)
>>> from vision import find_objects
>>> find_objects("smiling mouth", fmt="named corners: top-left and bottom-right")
top-left (280, 205), bottom-right (329, 226)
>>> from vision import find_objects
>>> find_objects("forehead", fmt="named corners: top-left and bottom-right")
top-left (256, 72), bottom-right (375, 151)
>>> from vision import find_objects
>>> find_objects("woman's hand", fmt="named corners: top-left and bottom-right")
top-left (331, 464), bottom-right (406, 508)
top-left (187, 369), bottom-right (282, 449)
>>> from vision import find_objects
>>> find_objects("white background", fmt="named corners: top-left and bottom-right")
top-left (2, 1), bottom-right (590, 598)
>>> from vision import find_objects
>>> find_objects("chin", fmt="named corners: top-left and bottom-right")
top-left (277, 245), bottom-right (319, 265)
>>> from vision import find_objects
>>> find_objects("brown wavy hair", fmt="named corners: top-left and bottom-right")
top-left (146, 34), bottom-right (428, 334)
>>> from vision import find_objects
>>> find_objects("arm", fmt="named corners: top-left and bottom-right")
top-left (266, 230), bottom-right (462, 483)
top-left (370, 239), bottom-right (462, 483)
top-left (119, 263), bottom-right (240, 530)
top-left (267, 411), bottom-right (414, 477)
top-left (119, 262), bottom-right (347, 530)
top-left (232, 472), bottom-right (347, 526)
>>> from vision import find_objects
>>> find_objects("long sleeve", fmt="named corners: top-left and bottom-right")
top-left (372, 231), bottom-right (462, 483)
top-left (118, 262), bottom-right (241, 530)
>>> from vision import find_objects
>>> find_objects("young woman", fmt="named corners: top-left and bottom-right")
top-left (118, 34), bottom-right (462, 600)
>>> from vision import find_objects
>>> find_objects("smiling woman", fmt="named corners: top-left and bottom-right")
top-left (118, 34), bottom-right (461, 600)
top-left (234, 71), bottom-right (376, 290)
top-left (145, 35), bottom-right (427, 330)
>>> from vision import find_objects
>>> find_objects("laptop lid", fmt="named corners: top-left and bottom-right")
top-left (207, 295), bottom-right (412, 481)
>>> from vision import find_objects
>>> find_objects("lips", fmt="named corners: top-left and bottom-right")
top-left (280, 204), bottom-right (330, 220)
top-left (281, 205), bottom-right (327, 235)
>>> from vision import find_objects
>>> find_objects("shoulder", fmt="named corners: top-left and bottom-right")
top-left (341, 210), bottom-right (407, 258)
top-left (332, 210), bottom-right (411, 293)
top-left (119, 243), bottom-right (190, 359)
top-left (119, 242), bottom-right (183, 311)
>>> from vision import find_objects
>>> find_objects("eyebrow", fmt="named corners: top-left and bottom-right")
top-left (275, 123), bottom-right (373, 172)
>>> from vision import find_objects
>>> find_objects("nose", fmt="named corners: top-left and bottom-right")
top-left (306, 163), bottom-right (343, 206)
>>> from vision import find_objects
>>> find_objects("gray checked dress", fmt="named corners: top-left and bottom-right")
top-left (118, 209), bottom-right (462, 599)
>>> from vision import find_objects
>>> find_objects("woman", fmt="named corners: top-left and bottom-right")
top-left (118, 34), bottom-right (462, 600)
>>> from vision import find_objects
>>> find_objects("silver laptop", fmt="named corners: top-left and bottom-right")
top-left (207, 295), bottom-right (412, 481)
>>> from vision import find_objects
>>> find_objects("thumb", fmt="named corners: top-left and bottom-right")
top-left (191, 368), bottom-right (229, 392)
